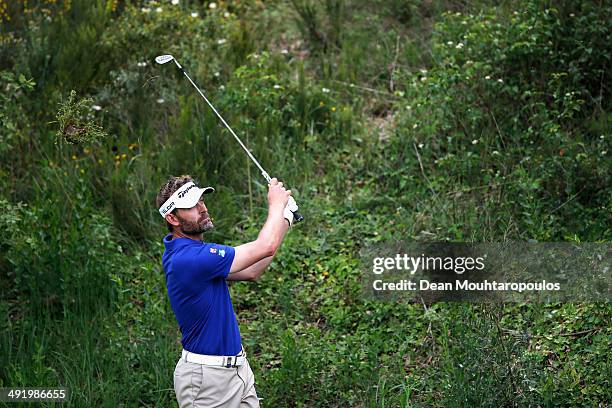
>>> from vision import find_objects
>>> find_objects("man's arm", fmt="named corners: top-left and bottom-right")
top-left (226, 255), bottom-right (273, 281)
top-left (228, 210), bottom-right (290, 281)
top-left (228, 178), bottom-right (291, 277)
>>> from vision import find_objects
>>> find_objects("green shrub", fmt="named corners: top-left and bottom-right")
top-left (0, 181), bottom-right (124, 317)
top-left (383, 1), bottom-right (611, 240)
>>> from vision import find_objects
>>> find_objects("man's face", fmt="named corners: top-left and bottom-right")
top-left (175, 198), bottom-right (214, 235)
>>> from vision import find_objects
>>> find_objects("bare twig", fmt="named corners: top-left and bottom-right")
top-left (413, 142), bottom-right (436, 195)
top-left (558, 328), bottom-right (601, 337)
top-left (420, 297), bottom-right (435, 355)
top-left (489, 109), bottom-right (506, 149)
top-left (389, 34), bottom-right (401, 92)
top-left (549, 186), bottom-right (586, 215)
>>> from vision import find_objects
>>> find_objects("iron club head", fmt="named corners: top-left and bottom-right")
top-left (155, 55), bottom-right (175, 65)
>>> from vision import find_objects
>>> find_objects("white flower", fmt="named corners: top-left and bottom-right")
top-left (447, 41), bottom-right (453, 46)
top-left (281, 49), bottom-right (289, 54)
top-left (600, 135), bottom-right (605, 139)
top-left (602, 151), bottom-right (608, 155)
top-left (156, 7), bottom-right (163, 13)
top-left (141, 7), bottom-right (151, 13)
top-left (322, 87), bottom-right (330, 93)
top-left (413, 124), bottom-right (418, 129)
top-left (418, 143), bottom-right (424, 148)
top-left (419, 68), bottom-right (427, 74)
top-left (171, 0), bottom-right (179, 4)
top-left (219, 85), bottom-right (225, 90)
top-left (497, 78), bottom-right (504, 83)
top-left (137, 62), bottom-right (147, 67)
top-left (472, 139), bottom-right (479, 145)
top-left (485, 75), bottom-right (491, 80)
top-left (191, 12), bottom-right (198, 17)
top-left (273, 84), bottom-right (281, 89)
top-left (455, 42), bottom-right (464, 49)
top-left (156, 98), bottom-right (165, 104)
top-left (209, 2), bottom-right (217, 9)
top-left (214, 72), bottom-right (220, 77)
top-left (217, 38), bottom-right (227, 45)
top-left (224, 12), bottom-right (230, 18)
top-left (406, 105), bottom-right (412, 110)
top-left (92, 105), bottom-right (102, 111)
top-left (492, 150), bottom-right (500, 155)
top-left (420, 76), bottom-right (427, 82)
top-left (569, 13), bottom-right (575, 17)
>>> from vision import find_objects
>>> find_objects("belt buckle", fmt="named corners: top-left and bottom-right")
top-left (225, 356), bottom-right (234, 368)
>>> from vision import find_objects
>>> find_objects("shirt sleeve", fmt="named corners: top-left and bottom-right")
top-left (181, 243), bottom-right (236, 280)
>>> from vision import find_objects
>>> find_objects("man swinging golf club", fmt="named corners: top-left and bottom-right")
top-left (157, 174), bottom-right (296, 407)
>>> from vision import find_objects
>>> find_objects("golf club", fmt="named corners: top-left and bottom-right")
top-left (155, 54), bottom-right (303, 224)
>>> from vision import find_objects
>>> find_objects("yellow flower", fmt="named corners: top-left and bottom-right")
top-left (121, 153), bottom-right (127, 159)
top-left (71, 155), bottom-right (77, 160)
top-left (331, 106), bottom-right (336, 112)
top-left (84, 148), bottom-right (91, 154)
top-left (98, 159), bottom-right (104, 165)
top-left (114, 155), bottom-right (120, 161)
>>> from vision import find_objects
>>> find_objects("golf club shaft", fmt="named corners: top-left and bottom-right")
top-left (167, 57), bottom-right (304, 224)
top-left (172, 60), bottom-right (272, 183)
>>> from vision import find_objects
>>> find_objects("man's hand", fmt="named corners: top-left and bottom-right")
top-left (267, 178), bottom-right (291, 210)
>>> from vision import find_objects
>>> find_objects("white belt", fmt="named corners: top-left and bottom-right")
top-left (182, 349), bottom-right (246, 368)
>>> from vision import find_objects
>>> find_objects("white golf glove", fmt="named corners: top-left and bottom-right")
top-left (284, 196), bottom-right (299, 226)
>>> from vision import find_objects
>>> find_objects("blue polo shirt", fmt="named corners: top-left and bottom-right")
top-left (162, 234), bottom-right (241, 356)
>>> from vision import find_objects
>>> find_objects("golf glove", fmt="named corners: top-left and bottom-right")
top-left (284, 196), bottom-right (299, 226)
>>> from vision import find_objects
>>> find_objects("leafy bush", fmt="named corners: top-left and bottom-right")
top-left (383, 1), bottom-right (611, 240)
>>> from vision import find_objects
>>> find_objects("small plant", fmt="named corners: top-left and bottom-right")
top-left (55, 90), bottom-right (108, 144)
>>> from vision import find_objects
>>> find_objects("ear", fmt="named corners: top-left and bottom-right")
top-left (165, 213), bottom-right (180, 227)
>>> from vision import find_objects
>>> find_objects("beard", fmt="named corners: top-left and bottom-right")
top-left (176, 213), bottom-right (214, 235)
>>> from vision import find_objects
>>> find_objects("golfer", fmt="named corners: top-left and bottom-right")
top-left (156, 175), bottom-right (296, 407)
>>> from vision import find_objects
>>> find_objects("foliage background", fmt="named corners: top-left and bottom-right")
top-left (0, 0), bottom-right (610, 406)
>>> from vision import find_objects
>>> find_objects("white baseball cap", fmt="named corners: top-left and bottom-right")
top-left (158, 181), bottom-right (215, 218)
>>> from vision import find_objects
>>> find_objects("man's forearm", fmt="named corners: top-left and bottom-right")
top-left (248, 209), bottom-right (289, 280)
top-left (257, 204), bottom-right (289, 253)
top-left (228, 221), bottom-right (288, 281)
top-left (249, 255), bottom-right (274, 279)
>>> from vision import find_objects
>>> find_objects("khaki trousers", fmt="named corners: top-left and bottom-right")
top-left (174, 349), bottom-right (260, 408)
